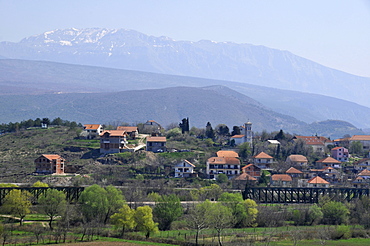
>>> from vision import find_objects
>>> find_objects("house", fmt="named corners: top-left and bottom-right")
top-left (353, 176), bottom-right (367, 188)
top-left (99, 130), bottom-right (128, 154)
top-left (206, 157), bottom-right (241, 179)
top-left (293, 135), bottom-right (332, 153)
top-left (286, 167), bottom-right (303, 179)
top-left (83, 124), bottom-right (103, 139)
top-left (331, 147), bottom-right (349, 162)
top-left (286, 154), bottom-right (308, 167)
top-left (321, 167), bottom-right (341, 183)
top-left (216, 150), bottom-right (239, 158)
top-left (349, 135), bottom-right (370, 151)
top-left (116, 126), bottom-right (139, 139)
top-left (231, 121), bottom-right (253, 145)
top-left (252, 152), bottom-right (274, 169)
top-left (141, 120), bottom-right (163, 134)
top-left (353, 158), bottom-right (370, 171)
top-left (174, 160), bottom-right (196, 178)
top-left (307, 176), bottom-right (330, 188)
top-left (271, 174), bottom-right (292, 187)
top-left (315, 157), bottom-right (342, 169)
top-left (242, 164), bottom-right (261, 179)
top-left (146, 136), bottom-right (166, 153)
top-left (35, 154), bottom-right (65, 175)
top-left (233, 173), bottom-right (257, 189)
top-left (357, 169), bottom-right (370, 180)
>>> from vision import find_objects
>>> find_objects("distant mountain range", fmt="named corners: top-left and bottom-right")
top-left (0, 28), bottom-right (369, 108)
top-left (0, 59), bottom-right (368, 138)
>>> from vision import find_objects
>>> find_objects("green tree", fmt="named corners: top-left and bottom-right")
top-left (104, 185), bottom-right (125, 224)
top-left (191, 184), bottom-right (223, 201)
top-left (206, 202), bottom-right (233, 246)
top-left (110, 204), bottom-right (136, 237)
top-left (205, 122), bottom-right (215, 139)
top-left (231, 126), bottom-right (241, 136)
top-left (134, 206), bottom-right (159, 238)
top-left (308, 204), bottom-right (323, 225)
top-left (187, 201), bottom-right (209, 245)
top-left (153, 194), bottom-right (183, 230)
top-left (216, 173), bottom-right (228, 184)
top-left (238, 142), bottom-right (252, 160)
top-left (321, 201), bottom-right (349, 225)
top-left (79, 184), bottom-right (108, 224)
top-left (32, 181), bottom-right (49, 187)
top-left (38, 189), bottom-right (67, 230)
top-left (350, 141), bottom-right (363, 156)
top-left (1, 190), bottom-right (32, 225)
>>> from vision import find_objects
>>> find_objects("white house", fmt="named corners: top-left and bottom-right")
top-left (174, 160), bottom-right (196, 178)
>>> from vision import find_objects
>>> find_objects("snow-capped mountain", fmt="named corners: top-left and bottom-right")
top-left (1, 28), bottom-right (369, 108)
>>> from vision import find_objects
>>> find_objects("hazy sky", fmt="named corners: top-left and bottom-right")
top-left (1, 0), bottom-right (370, 77)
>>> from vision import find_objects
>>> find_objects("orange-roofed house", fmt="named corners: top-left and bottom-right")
top-left (116, 126), bottom-right (139, 139)
top-left (357, 169), bottom-right (370, 180)
top-left (146, 136), bottom-right (166, 153)
top-left (353, 176), bottom-right (367, 188)
top-left (293, 135), bottom-right (332, 153)
top-left (100, 130), bottom-right (128, 154)
top-left (83, 124), bottom-right (103, 139)
top-left (349, 135), bottom-right (370, 151)
top-left (35, 154), bottom-right (65, 175)
top-left (331, 147), bottom-right (349, 162)
top-left (307, 176), bottom-right (330, 188)
top-left (206, 157), bottom-right (241, 179)
top-left (316, 157), bottom-right (342, 169)
top-left (286, 155), bottom-right (308, 167)
top-left (271, 174), bottom-right (292, 187)
top-left (242, 164), bottom-right (261, 179)
top-left (217, 150), bottom-right (239, 158)
top-left (286, 167), bottom-right (303, 179)
top-left (253, 152), bottom-right (274, 169)
top-left (233, 173), bottom-right (257, 189)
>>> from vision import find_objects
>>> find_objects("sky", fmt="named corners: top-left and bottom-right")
top-left (0, 0), bottom-right (370, 77)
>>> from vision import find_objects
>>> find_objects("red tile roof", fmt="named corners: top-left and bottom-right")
top-left (231, 135), bottom-right (244, 138)
top-left (271, 174), bottom-right (292, 182)
top-left (84, 124), bottom-right (101, 130)
top-left (350, 135), bottom-right (370, 141)
top-left (100, 130), bottom-right (127, 137)
top-left (207, 157), bottom-right (240, 165)
top-left (235, 173), bottom-right (257, 181)
top-left (217, 150), bottom-right (239, 158)
top-left (287, 155), bottom-right (308, 163)
top-left (308, 176), bottom-right (329, 184)
top-left (253, 152), bottom-right (273, 159)
top-left (147, 136), bottom-right (166, 142)
top-left (116, 126), bottom-right (138, 132)
top-left (294, 136), bottom-right (332, 145)
top-left (41, 154), bottom-right (64, 160)
top-left (316, 157), bottom-right (341, 164)
top-left (358, 169), bottom-right (370, 176)
top-left (286, 167), bottom-right (303, 174)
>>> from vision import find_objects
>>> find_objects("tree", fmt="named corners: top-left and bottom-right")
top-left (321, 201), bottom-right (349, 225)
top-left (32, 181), bottom-right (49, 187)
top-left (38, 189), bottom-right (67, 230)
top-left (238, 142), bottom-right (252, 160)
top-left (153, 194), bottom-right (183, 230)
top-left (350, 141), bottom-right (363, 156)
top-left (231, 126), bottom-right (241, 136)
top-left (308, 204), bottom-right (323, 225)
top-left (110, 204), bottom-right (136, 237)
top-left (79, 184), bottom-right (109, 224)
top-left (104, 185), bottom-right (125, 224)
top-left (179, 118), bottom-right (190, 134)
top-left (1, 190), bottom-right (32, 225)
top-left (205, 122), bottom-right (214, 139)
top-left (187, 201), bottom-right (209, 245)
top-left (134, 206), bottom-right (159, 238)
top-left (216, 173), bottom-right (228, 184)
top-left (206, 202), bottom-right (233, 246)
top-left (191, 184), bottom-right (223, 201)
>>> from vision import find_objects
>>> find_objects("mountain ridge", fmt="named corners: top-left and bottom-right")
top-left (0, 28), bottom-right (369, 108)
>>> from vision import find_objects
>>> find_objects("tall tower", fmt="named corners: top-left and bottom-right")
top-left (244, 121), bottom-right (253, 145)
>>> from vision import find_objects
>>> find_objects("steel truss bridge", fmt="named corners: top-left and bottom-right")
top-left (0, 187), bottom-right (85, 205)
top-left (243, 187), bottom-right (370, 203)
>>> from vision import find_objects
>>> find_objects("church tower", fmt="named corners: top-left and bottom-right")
top-left (244, 121), bottom-right (252, 145)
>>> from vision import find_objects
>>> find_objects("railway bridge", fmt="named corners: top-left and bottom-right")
top-left (243, 187), bottom-right (370, 203)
